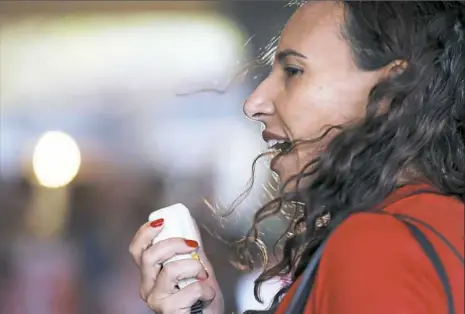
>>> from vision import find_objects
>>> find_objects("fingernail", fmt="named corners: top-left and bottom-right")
top-left (184, 239), bottom-right (198, 248)
top-left (150, 219), bottom-right (164, 228)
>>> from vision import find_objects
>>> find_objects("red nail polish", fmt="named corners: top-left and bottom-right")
top-left (184, 239), bottom-right (198, 248)
top-left (150, 218), bottom-right (164, 228)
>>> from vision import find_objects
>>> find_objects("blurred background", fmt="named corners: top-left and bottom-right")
top-left (0, 1), bottom-right (296, 313)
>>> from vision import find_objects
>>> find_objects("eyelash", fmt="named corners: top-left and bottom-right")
top-left (284, 66), bottom-right (303, 78)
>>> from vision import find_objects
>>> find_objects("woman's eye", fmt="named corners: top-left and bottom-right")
top-left (284, 66), bottom-right (303, 78)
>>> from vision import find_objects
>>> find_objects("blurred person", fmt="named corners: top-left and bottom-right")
top-left (130, 1), bottom-right (465, 314)
top-left (0, 178), bottom-right (80, 314)
top-left (9, 237), bottom-right (79, 314)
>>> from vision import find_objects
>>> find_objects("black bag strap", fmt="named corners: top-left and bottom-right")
top-left (397, 217), bottom-right (455, 314)
top-left (391, 213), bottom-right (465, 264)
top-left (284, 213), bottom-right (463, 314)
top-left (283, 237), bottom-right (330, 313)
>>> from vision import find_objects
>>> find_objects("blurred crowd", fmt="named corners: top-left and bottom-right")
top-left (0, 1), bottom-right (294, 313)
top-left (0, 174), bottom-right (245, 313)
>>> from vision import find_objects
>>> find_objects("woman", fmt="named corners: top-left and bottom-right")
top-left (129, 1), bottom-right (464, 313)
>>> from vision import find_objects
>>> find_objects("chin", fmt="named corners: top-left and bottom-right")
top-left (271, 165), bottom-right (297, 191)
top-left (271, 157), bottom-right (308, 192)
top-left (270, 159), bottom-right (285, 180)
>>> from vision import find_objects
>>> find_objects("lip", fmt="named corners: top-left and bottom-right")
top-left (262, 130), bottom-right (289, 142)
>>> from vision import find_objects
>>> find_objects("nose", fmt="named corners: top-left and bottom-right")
top-left (243, 83), bottom-right (275, 121)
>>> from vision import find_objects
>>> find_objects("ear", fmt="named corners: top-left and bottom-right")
top-left (376, 60), bottom-right (408, 113)
top-left (386, 59), bottom-right (408, 77)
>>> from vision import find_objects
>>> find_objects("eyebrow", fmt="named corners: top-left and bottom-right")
top-left (276, 49), bottom-right (307, 63)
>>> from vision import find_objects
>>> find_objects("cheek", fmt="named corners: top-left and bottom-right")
top-left (283, 84), bottom-right (366, 140)
top-left (317, 86), bottom-right (368, 122)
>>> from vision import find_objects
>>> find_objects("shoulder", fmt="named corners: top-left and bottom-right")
top-left (317, 192), bottom-right (463, 294)
top-left (311, 212), bottom-right (445, 313)
top-left (308, 191), bottom-right (464, 314)
top-left (383, 189), bottom-right (464, 217)
top-left (325, 191), bottom-right (463, 255)
top-left (323, 212), bottom-right (416, 263)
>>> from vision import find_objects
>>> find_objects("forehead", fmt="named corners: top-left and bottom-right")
top-left (278, 2), bottom-right (346, 54)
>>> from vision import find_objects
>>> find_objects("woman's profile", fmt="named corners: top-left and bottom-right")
top-left (129, 1), bottom-right (464, 313)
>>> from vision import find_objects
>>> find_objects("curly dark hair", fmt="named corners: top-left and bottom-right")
top-left (242, 1), bottom-right (465, 312)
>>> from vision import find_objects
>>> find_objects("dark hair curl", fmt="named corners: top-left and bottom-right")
top-left (243, 1), bottom-right (465, 312)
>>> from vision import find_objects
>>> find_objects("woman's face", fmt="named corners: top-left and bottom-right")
top-left (243, 1), bottom-right (388, 183)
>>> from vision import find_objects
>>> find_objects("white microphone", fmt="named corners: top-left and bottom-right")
top-left (148, 203), bottom-right (204, 313)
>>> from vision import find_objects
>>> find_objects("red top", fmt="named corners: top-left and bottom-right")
top-left (275, 185), bottom-right (464, 314)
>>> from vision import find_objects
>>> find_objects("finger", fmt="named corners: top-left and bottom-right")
top-left (129, 220), bottom-right (164, 267)
top-left (147, 281), bottom-right (215, 313)
top-left (155, 259), bottom-right (207, 294)
top-left (197, 249), bottom-right (213, 277)
top-left (139, 238), bottom-right (200, 298)
top-left (176, 281), bottom-right (216, 308)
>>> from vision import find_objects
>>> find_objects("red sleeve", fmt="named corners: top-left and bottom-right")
top-left (309, 213), bottom-right (448, 314)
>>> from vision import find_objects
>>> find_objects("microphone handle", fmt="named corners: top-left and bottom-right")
top-left (190, 300), bottom-right (203, 314)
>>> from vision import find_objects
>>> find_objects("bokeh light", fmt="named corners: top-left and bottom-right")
top-left (32, 131), bottom-right (81, 188)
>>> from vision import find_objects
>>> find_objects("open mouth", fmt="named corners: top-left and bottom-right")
top-left (267, 139), bottom-right (292, 154)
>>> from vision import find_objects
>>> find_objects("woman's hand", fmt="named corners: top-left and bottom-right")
top-left (129, 220), bottom-right (224, 314)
